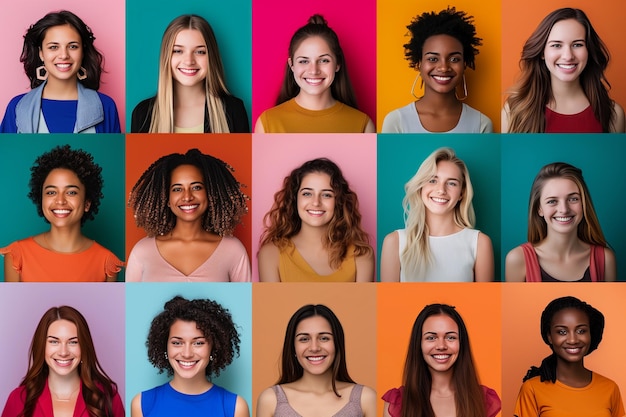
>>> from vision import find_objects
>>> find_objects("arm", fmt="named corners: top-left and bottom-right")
top-left (254, 117), bottom-right (265, 133)
top-left (513, 381), bottom-right (539, 417)
top-left (611, 102), bottom-right (625, 133)
top-left (130, 393), bottom-right (143, 417)
top-left (3, 253), bottom-right (20, 282)
top-left (230, 239), bottom-right (252, 282)
top-left (227, 96), bottom-right (250, 133)
top-left (380, 232), bottom-right (401, 282)
top-left (124, 244), bottom-right (143, 282)
top-left (383, 402), bottom-right (392, 417)
top-left (234, 395), bottom-right (250, 417)
top-left (604, 247), bottom-right (617, 281)
top-left (501, 103), bottom-right (511, 133)
top-left (355, 249), bottom-right (375, 282)
top-left (364, 118), bottom-right (376, 133)
top-left (474, 232), bottom-right (494, 281)
top-left (360, 385), bottom-right (377, 417)
top-left (505, 246), bottom-right (526, 282)
top-left (258, 243), bottom-right (281, 282)
top-left (106, 273), bottom-right (117, 282)
top-left (255, 387), bottom-right (277, 417)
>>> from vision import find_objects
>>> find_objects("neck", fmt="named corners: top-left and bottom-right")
top-left (296, 223), bottom-right (329, 242)
top-left (550, 78), bottom-right (585, 100)
top-left (556, 358), bottom-right (590, 386)
top-left (42, 78), bottom-right (79, 100)
top-left (44, 227), bottom-right (88, 252)
top-left (425, 213), bottom-right (459, 236)
top-left (430, 369), bottom-right (454, 395)
top-left (540, 232), bottom-right (584, 254)
top-left (48, 372), bottom-right (81, 398)
top-left (170, 375), bottom-right (212, 395)
top-left (419, 89), bottom-right (462, 110)
top-left (170, 220), bottom-right (209, 241)
top-left (296, 370), bottom-right (335, 394)
top-left (294, 90), bottom-right (336, 111)
top-left (174, 83), bottom-right (206, 106)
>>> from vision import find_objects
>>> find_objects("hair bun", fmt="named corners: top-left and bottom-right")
top-left (308, 14), bottom-right (328, 26)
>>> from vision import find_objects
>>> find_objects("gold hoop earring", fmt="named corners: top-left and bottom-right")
top-left (77, 67), bottom-right (87, 81)
top-left (455, 74), bottom-right (468, 101)
top-left (410, 72), bottom-right (423, 100)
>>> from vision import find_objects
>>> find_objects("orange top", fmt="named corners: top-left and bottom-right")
top-left (1, 236), bottom-right (123, 282)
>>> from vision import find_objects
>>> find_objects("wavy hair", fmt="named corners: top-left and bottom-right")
top-left (260, 158), bottom-right (372, 269)
top-left (505, 8), bottom-right (615, 132)
top-left (527, 162), bottom-right (607, 246)
top-left (401, 148), bottom-right (475, 279)
top-left (277, 305), bottom-right (354, 397)
top-left (149, 15), bottom-right (232, 133)
top-left (19, 306), bottom-right (118, 417)
top-left (128, 148), bottom-right (248, 237)
top-left (21, 10), bottom-right (103, 90)
top-left (402, 304), bottom-right (485, 417)
top-left (276, 14), bottom-right (359, 109)
top-left (523, 296), bottom-right (604, 383)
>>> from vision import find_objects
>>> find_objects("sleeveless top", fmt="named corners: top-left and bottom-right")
top-left (381, 102), bottom-right (492, 133)
top-left (272, 384), bottom-right (364, 417)
top-left (141, 383), bottom-right (236, 417)
top-left (258, 99), bottom-right (370, 133)
top-left (545, 106), bottom-right (602, 133)
top-left (278, 242), bottom-right (357, 282)
top-left (520, 242), bottom-right (604, 282)
top-left (397, 228), bottom-right (479, 282)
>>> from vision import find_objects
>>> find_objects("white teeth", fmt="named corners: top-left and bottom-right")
top-left (56, 64), bottom-right (71, 68)
top-left (557, 64), bottom-right (576, 69)
top-left (179, 68), bottom-right (198, 74)
top-left (52, 209), bottom-right (71, 214)
top-left (305, 78), bottom-right (323, 85)
top-left (308, 210), bottom-right (324, 215)
top-left (431, 197), bottom-right (448, 203)
top-left (433, 354), bottom-right (450, 359)
top-left (565, 348), bottom-right (581, 353)
top-left (554, 216), bottom-right (572, 222)
top-left (179, 205), bottom-right (198, 210)
top-left (178, 360), bottom-right (197, 366)
top-left (55, 359), bottom-right (72, 364)
top-left (433, 76), bottom-right (452, 81)
top-left (307, 356), bottom-right (325, 361)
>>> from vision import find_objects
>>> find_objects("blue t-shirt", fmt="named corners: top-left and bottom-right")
top-left (141, 382), bottom-right (237, 417)
top-left (41, 99), bottom-right (78, 133)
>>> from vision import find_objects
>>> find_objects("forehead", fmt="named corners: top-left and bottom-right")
top-left (43, 24), bottom-right (81, 42)
top-left (174, 28), bottom-right (207, 46)
top-left (422, 34), bottom-right (463, 53)
top-left (170, 164), bottom-right (203, 180)
top-left (540, 178), bottom-right (580, 197)
top-left (44, 168), bottom-right (82, 185)
top-left (47, 319), bottom-right (78, 336)
top-left (300, 171), bottom-right (332, 188)
top-left (422, 314), bottom-right (459, 333)
top-left (295, 315), bottom-right (332, 334)
top-left (169, 319), bottom-right (205, 337)
top-left (434, 160), bottom-right (462, 178)
top-left (547, 19), bottom-right (586, 40)
top-left (551, 307), bottom-right (589, 326)
top-left (294, 36), bottom-right (334, 56)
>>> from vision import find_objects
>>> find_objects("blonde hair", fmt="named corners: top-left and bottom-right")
top-left (150, 15), bottom-right (231, 133)
top-left (401, 148), bottom-right (475, 279)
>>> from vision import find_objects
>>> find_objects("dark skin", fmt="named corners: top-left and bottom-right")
top-left (547, 308), bottom-right (592, 388)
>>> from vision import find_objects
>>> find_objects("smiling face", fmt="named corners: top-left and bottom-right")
top-left (419, 34), bottom-right (465, 96)
top-left (420, 160), bottom-right (463, 216)
top-left (167, 319), bottom-right (212, 381)
top-left (38, 24), bottom-right (83, 84)
top-left (543, 19), bottom-right (588, 84)
top-left (170, 29), bottom-right (208, 88)
top-left (294, 315), bottom-right (336, 376)
top-left (538, 178), bottom-right (583, 235)
top-left (421, 314), bottom-right (459, 374)
top-left (297, 172), bottom-right (335, 229)
top-left (168, 164), bottom-right (208, 223)
top-left (42, 168), bottom-right (90, 228)
top-left (289, 36), bottom-right (339, 100)
top-left (547, 308), bottom-right (590, 364)
top-left (45, 319), bottom-right (81, 377)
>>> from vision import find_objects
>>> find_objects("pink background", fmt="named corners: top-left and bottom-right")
top-left (251, 134), bottom-right (377, 281)
top-left (251, 0), bottom-right (376, 127)
top-left (0, 1), bottom-right (126, 130)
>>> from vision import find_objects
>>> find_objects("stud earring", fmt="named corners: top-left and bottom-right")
top-left (164, 352), bottom-right (168, 360)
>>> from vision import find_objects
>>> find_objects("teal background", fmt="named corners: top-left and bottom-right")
top-left (125, 283), bottom-right (252, 415)
top-left (501, 134), bottom-right (626, 280)
top-left (0, 135), bottom-right (126, 281)
top-left (377, 134), bottom-right (502, 280)
top-left (125, 0), bottom-right (252, 130)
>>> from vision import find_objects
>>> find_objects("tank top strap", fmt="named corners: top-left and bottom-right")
top-left (521, 243), bottom-right (541, 282)
top-left (273, 385), bottom-right (289, 403)
top-left (348, 384), bottom-right (363, 403)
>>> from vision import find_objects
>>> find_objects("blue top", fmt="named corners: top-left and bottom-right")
top-left (141, 382), bottom-right (237, 417)
top-left (41, 99), bottom-right (78, 133)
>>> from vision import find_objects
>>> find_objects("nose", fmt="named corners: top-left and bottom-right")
top-left (55, 193), bottom-right (67, 204)
top-left (182, 189), bottom-right (193, 202)
top-left (311, 194), bottom-right (321, 206)
top-left (561, 46), bottom-right (574, 60)
top-left (183, 50), bottom-right (195, 65)
top-left (436, 182), bottom-right (446, 195)
top-left (435, 338), bottom-right (448, 350)
top-left (58, 46), bottom-right (70, 59)
top-left (557, 199), bottom-right (568, 213)
top-left (309, 61), bottom-right (321, 74)
top-left (437, 59), bottom-right (451, 72)
top-left (59, 342), bottom-right (69, 356)
top-left (182, 343), bottom-right (193, 358)
top-left (566, 331), bottom-right (577, 344)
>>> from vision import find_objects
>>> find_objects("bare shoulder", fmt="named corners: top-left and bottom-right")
top-left (505, 245), bottom-right (526, 282)
top-left (130, 393), bottom-right (143, 417)
top-left (258, 243), bottom-right (281, 282)
top-left (380, 231), bottom-right (401, 282)
top-left (603, 246), bottom-right (617, 281)
top-left (234, 395), bottom-right (250, 417)
top-left (254, 117), bottom-right (265, 133)
top-left (359, 385), bottom-right (377, 417)
top-left (611, 101), bottom-right (625, 132)
top-left (256, 387), bottom-right (278, 417)
top-left (258, 242), bottom-right (280, 259)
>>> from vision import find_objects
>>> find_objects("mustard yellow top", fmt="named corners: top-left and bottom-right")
top-left (259, 99), bottom-right (370, 133)
top-left (278, 242), bottom-right (357, 282)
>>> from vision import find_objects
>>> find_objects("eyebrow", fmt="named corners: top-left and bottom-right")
top-left (424, 51), bottom-right (462, 56)
top-left (299, 187), bottom-right (334, 192)
top-left (171, 181), bottom-right (204, 187)
top-left (47, 335), bottom-right (79, 340)
top-left (295, 53), bottom-right (332, 59)
top-left (44, 184), bottom-right (80, 189)
top-left (423, 331), bottom-right (459, 336)
top-left (431, 175), bottom-right (461, 182)
top-left (295, 331), bottom-right (333, 337)
top-left (547, 39), bottom-right (586, 43)
top-left (173, 44), bottom-right (207, 48)
top-left (169, 335), bottom-right (207, 340)
top-left (543, 192), bottom-right (581, 199)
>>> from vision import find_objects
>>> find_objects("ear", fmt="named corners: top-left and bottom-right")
top-left (84, 200), bottom-right (91, 212)
top-left (546, 333), bottom-right (553, 345)
top-left (538, 207), bottom-right (544, 217)
top-left (335, 63), bottom-right (340, 73)
top-left (39, 48), bottom-right (44, 62)
top-left (288, 58), bottom-right (293, 71)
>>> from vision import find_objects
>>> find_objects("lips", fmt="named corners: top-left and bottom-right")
top-left (304, 78), bottom-right (324, 86)
top-left (178, 68), bottom-right (199, 76)
top-left (430, 197), bottom-right (449, 204)
top-left (307, 210), bottom-right (325, 216)
top-left (553, 216), bottom-right (574, 223)
top-left (432, 75), bottom-right (453, 84)
top-left (54, 358), bottom-right (74, 366)
top-left (177, 360), bottom-right (199, 369)
top-left (178, 204), bottom-right (199, 212)
top-left (306, 355), bottom-right (326, 364)
top-left (51, 209), bottom-right (71, 217)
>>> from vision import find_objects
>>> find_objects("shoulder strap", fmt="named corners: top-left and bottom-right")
top-left (589, 245), bottom-right (605, 282)
top-left (520, 243), bottom-right (541, 282)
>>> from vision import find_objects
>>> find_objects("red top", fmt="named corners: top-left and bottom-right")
top-left (545, 106), bottom-right (602, 133)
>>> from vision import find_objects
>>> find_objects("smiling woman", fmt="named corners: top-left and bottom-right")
top-left (0, 145), bottom-right (123, 282)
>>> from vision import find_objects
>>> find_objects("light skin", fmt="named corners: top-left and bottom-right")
top-left (38, 24), bottom-right (83, 100)
top-left (256, 315), bottom-right (376, 417)
top-left (131, 319), bottom-right (249, 417)
top-left (380, 160), bottom-right (494, 281)
top-left (171, 29), bottom-right (208, 129)
top-left (4, 168), bottom-right (116, 282)
top-left (414, 34), bottom-right (466, 132)
top-left (258, 172), bottom-right (374, 282)
top-left (45, 320), bottom-right (82, 417)
top-left (384, 314), bottom-right (461, 417)
top-left (254, 36), bottom-right (375, 133)
top-left (505, 178), bottom-right (616, 281)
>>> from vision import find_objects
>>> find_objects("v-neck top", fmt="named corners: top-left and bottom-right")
top-left (272, 384), bottom-right (363, 417)
top-left (125, 236), bottom-right (250, 282)
top-left (277, 241), bottom-right (356, 282)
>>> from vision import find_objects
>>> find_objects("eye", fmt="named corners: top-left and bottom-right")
top-left (171, 340), bottom-right (182, 346)
top-left (450, 56), bottom-right (462, 63)
top-left (576, 328), bottom-right (587, 335)
top-left (573, 42), bottom-right (585, 48)
top-left (171, 186), bottom-right (182, 193)
top-left (297, 59), bottom-right (309, 65)
top-left (568, 196), bottom-right (579, 202)
top-left (172, 48), bottom-right (182, 54)
top-left (191, 185), bottom-right (203, 191)
top-left (426, 57), bottom-right (437, 62)
top-left (192, 340), bottom-right (206, 346)
top-left (68, 340), bottom-right (79, 346)
top-left (45, 190), bottom-right (57, 196)
top-left (428, 178), bottom-right (437, 184)
top-left (69, 44), bottom-right (80, 50)
top-left (301, 191), bottom-right (312, 197)
top-left (319, 58), bottom-right (331, 64)
top-left (558, 329), bottom-right (567, 335)
top-left (48, 339), bottom-right (59, 345)
top-left (319, 335), bottom-right (332, 342)
top-left (322, 192), bottom-right (334, 199)
top-left (66, 190), bottom-right (78, 196)
top-left (424, 335), bottom-right (436, 341)
top-left (195, 49), bottom-right (207, 55)
top-left (297, 336), bottom-right (310, 343)
top-left (445, 335), bottom-right (457, 341)
top-left (546, 199), bottom-right (557, 205)
top-left (447, 181), bottom-right (459, 187)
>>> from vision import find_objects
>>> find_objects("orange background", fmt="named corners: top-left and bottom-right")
top-left (377, 283), bottom-right (502, 416)
top-left (501, 1), bottom-right (626, 111)
top-left (124, 134), bottom-right (252, 262)
top-left (252, 283), bottom-right (377, 417)
top-left (501, 283), bottom-right (626, 416)
top-left (376, 0), bottom-right (502, 132)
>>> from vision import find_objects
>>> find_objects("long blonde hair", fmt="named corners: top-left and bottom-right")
top-left (150, 15), bottom-right (231, 133)
top-left (401, 148), bottom-right (475, 279)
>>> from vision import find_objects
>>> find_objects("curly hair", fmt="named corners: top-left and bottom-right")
top-left (260, 158), bottom-right (372, 269)
top-left (277, 14), bottom-right (359, 109)
top-left (20, 306), bottom-right (119, 417)
top-left (277, 305), bottom-right (354, 397)
top-left (146, 296), bottom-right (240, 379)
top-left (28, 145), bottom-right (103, 225)
top-left (402, 304), bottom-right (485, 417)
top-left (128, 148), bottom-right (249, 237)
top-left (527, 162), bottom-right (607, 246)
top-left (404, 7), bottom-right (482, 70)
top-left (21, 10), bottom-right (104, 90)
top-left (523, 296), bottom-right (604, 383)
top-left (505, 8), bottom-right (614, 132)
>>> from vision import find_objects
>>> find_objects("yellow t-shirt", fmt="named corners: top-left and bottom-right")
top-left (278, 242), bottom-right (356, 282)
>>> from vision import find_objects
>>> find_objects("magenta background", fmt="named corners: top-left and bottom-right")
top-left (0, 283), bottom-right (126, 409)
top-left (0, 1), bottom-right (126, 130)
top-left (251, 0), bottom-right (377, 127)
top-left (251, 134), bottom-right (377, 281)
